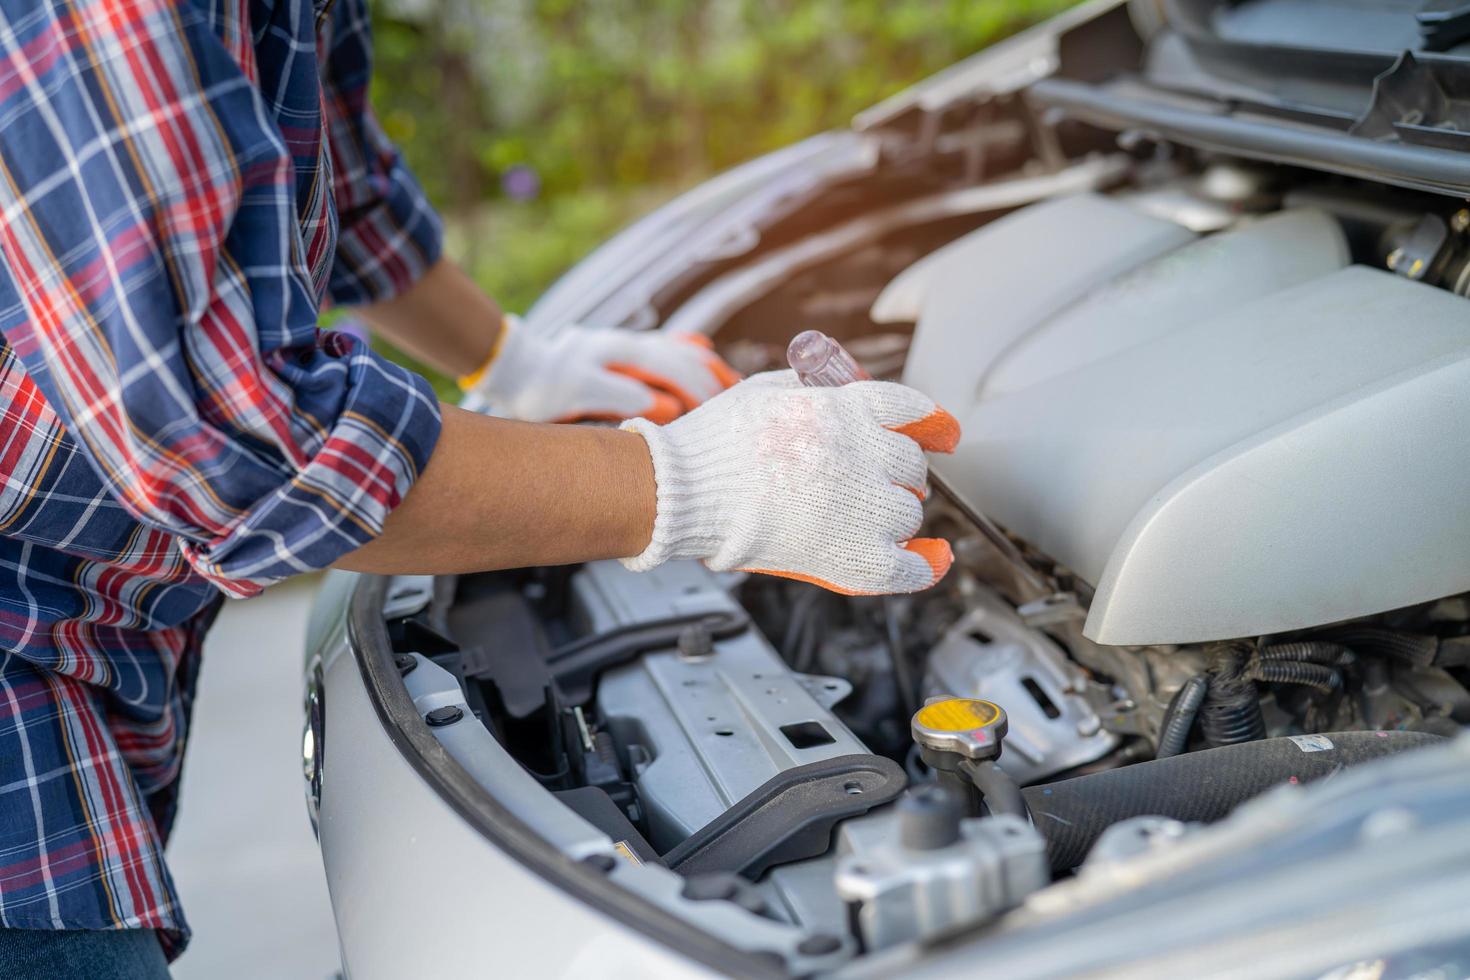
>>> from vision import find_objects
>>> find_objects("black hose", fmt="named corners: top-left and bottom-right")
top-left (1199, 644), bottom-right (1266, 747)
top-left (1323, 626), bottom-right (1438, 668)
top-left (1249, 659), bottom-right (1342, 694)
top-left (1259, 641), bottom-right (1353, 666)
top-left (960, 758), bottom-right (1028, 819)
top-left (781, 588), bottom-right (821, 663)
top-left (1022, 730), bottom-right (1443, 872)
top-left (882, 598), bottom-right (919, 718)
top-left (793, 600), bottom-right (822, 673)
top-left (1155, 674), bottom-right (1209, 759)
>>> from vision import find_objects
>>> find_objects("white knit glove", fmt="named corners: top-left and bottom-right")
top-left (463, 317), bottom-right (740, 423)
top-left (621, 371), bottom-right (961, 595)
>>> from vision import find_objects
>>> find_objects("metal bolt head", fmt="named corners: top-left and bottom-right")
top-left (424, 705), bottom-right (463, 728)
top-left (1451, 209), bottom-right (1470, 235)
top-left (677, 624), bottom-right (715, 661)
top-left (1076, 716), bottom-right (1102, 737)
top-left (1387, 246), bottom-right (1404, 271)
top-left (394, 653), bottom-right (417, 676)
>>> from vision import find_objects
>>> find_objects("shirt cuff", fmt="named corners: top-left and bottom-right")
top-left (179, 332), bottom-right (442, 596)
top-left (328, 150), bottom-right (444, 308)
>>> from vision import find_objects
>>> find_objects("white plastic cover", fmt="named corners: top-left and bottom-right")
top-left (897, 194), bottom-right (1470, 644)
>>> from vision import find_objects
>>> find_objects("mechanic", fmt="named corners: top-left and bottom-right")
top-left (0, 0), bottom-right (958, 975)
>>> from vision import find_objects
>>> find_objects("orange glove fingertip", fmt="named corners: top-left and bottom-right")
top-left (607, 362), bottom-right (700, 413)
top-left (704, 354), bottom-right (742, 390)
top-left (904, 537), bottom-right (953, 584)
top-left (893, 407), bottom-right (961, 454)
top-left (642, 391), bottom-right (683, 425)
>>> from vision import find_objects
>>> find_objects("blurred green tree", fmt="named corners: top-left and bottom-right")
top-left (363, 0), bottom-right (1074, 394)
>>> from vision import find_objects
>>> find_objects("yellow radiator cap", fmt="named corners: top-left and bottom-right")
top-left (912, 697), bottom-right (1008, 761)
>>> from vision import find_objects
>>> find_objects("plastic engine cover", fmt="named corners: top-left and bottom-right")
top-left (894, 194), bottom-right (1470, 644)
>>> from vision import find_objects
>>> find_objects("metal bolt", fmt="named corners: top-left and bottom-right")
top-left (1453, 209), bottom-right (1470, 234)
top-left (677, 624), bottom-right (715, 661)
top-left (1386, 246), bottom-right (1404, 271)
top-left (1076, 716), bottom-right (1102, 737)
top-left (424, 705), bottom-right (463, 728)
top-left (394, 654), bottom-right (417, 676)
top-left (797, 934), bottom-right (843, 956)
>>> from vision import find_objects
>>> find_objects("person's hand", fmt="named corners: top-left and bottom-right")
top-left (463, 317), bottom-right (740, 423)
top-left (620, 371), bottom-right (961, 595)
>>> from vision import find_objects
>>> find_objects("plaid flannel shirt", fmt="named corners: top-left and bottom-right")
top-left (0, 0), bottom-right (444, 955)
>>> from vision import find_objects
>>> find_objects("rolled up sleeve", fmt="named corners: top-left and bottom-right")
top-left (321, 0), bottom-right (444, 307)
top-left (0, 0), bottom-right (440, 598)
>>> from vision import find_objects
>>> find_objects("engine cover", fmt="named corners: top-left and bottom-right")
top-left (894, 194), bottom-right (1470, 644)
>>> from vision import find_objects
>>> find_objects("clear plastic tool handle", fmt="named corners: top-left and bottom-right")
top-left (787, 329), bottom-right (871, 387)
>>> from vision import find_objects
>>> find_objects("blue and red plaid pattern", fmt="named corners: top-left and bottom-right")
top-left (0, 0), bottom-right (444, 955)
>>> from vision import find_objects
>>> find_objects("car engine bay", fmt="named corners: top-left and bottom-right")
top-left (366, 2), bottom-right (1470, 970)
top-left (375, 154), bottom-right (1470, 960)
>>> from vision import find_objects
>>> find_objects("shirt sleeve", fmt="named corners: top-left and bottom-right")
top-left (0, 0), bottom-right (442, 598)
top-left (321, 0), bottom-right (445, 307)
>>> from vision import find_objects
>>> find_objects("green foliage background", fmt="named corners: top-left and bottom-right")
top-left (366, 0), bottom-right (1073, 393)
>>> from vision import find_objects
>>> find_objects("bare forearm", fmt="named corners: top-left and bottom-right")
top-left (356, 258), bottom-right (505, 378)
top-left (334, 405), bottom-right (655, 574)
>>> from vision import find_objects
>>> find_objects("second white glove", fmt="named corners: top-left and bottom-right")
top-left (621, 371), bottom-right (961, 595)
top-left (465, 317), bottom-right (739, 423)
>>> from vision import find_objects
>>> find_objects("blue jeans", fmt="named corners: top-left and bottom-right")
top-left (0, 928), bottom-right (168, 979)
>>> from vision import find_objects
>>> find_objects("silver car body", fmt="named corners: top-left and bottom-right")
top-left (307, 0), bottom-right (1470, 973)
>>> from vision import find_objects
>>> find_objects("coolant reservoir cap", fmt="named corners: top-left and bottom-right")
top-left (912, 698), bottom-right (1008, 761)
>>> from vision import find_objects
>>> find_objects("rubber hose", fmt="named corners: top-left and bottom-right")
top-left (1022, 730), bottom-right (1443, 872)
top-left (1259, 641), bottom-right (1353, 666)
top-left (960, 759), bottom-right (1028, 819)
top-left (1199, 677), bottom-right (1265, 746)
top-left (1198, 643), bottom-right (1266, 747)
top-left (882, 598), bottom-right (919, 718)
top-left (1323, 626), bottom-right (1438, 668)
top-left (1249, 660), bottom-right (1341, 694)
top-left (1155, 675), bottom-right (1209, 759)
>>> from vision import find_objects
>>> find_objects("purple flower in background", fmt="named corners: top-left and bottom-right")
top-left (501, 164), bottom-right (541, 201)
top-left (330, 316), bottom-right (371, 344)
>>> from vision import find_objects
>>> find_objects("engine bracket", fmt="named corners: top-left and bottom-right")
top-left (663, 754), bottom-right (907, 880)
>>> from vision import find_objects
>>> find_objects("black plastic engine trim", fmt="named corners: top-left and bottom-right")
top-left (663, 754), bottom-right (907, 880)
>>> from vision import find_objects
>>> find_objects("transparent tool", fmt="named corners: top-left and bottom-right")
top-left (787, 330), bottom-right (871, 387)
top-left (788, 330), bottom-right (1065, 603)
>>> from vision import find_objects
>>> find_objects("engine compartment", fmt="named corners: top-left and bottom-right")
top-left (375, 13), bottom-right (1470, 965)
top-left (389, 157), bottom-right (1470, 965)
